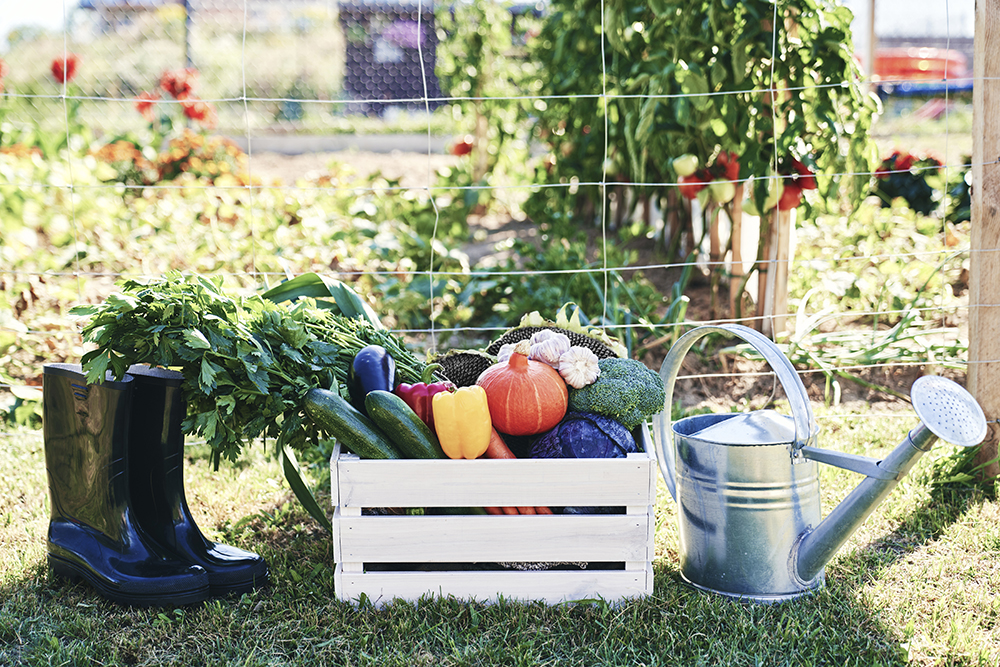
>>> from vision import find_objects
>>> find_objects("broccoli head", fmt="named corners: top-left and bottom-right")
top-left (567, 357), bottom-right (666, 430)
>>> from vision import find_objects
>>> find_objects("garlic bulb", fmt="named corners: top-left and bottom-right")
top-left (529, 329), bottom-right (561, 345)
top-left (496, 343), bottom-right (518, 363)
top-left (528, 331), bottom-right (571, 368)
top-left (558, 346), bottom-right (601, 389)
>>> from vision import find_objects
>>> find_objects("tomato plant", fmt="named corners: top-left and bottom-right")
top-left (528, 0), bottom-right (880, 234)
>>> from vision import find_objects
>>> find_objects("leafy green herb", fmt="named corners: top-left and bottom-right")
top-left (71, 272), bottom-right (427, 463)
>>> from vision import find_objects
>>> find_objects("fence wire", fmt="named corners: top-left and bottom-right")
top-left (0, 0), bottom-right (989, 425)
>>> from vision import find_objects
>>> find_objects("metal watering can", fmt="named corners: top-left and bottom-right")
top-left (652, 323), bottom-right (987, 602)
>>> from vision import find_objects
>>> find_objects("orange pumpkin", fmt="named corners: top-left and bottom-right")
top-left (476, 342), bottom-right (568, 435)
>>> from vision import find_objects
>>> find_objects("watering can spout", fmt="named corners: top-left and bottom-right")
top-left (794, 424), bottom-right (936, 585)
top-left (795, 376), bottom-right (987, 585)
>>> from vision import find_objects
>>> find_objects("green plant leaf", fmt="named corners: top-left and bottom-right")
top-left (281, 443), bottom-right (332, 533)
top-left (262, 273), bottom-right (383, 330)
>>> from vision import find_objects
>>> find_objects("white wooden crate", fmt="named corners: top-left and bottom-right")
top-left (331, 426), bottom-right (658, 606)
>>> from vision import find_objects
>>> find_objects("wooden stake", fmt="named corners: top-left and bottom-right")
top-left (729, 184), bottom-right (745, 321)
top-left (709, 204), bottom-right (721, 320)
top-left (969, 0), bottom-right (1000, 482)
top-left (756, 212), bottom-right (773, 335)
top-left (772, 207), bottom-right (794, 336)
top-left (756, 206), bottom-right (793, 337)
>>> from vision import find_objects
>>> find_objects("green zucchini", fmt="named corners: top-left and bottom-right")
top-left (364, 390), bottom-right (447, 459)
top-left (304, 387), bottom-right (401, 459)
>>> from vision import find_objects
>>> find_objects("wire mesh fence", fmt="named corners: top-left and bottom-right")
top-left (0, 0), bottom-right (987, 432)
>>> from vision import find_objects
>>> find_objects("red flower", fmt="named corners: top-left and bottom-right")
top-left (134, 91), bottom-right (160, 122)
top-left (790, 158), bottom-right (817, 190)
top-left (679, 170), bottom-right (710, 200)
top-left (160, 68), bottom-right (198, 99)
top-left (51, 54), bottom-right (79, 83)
top-left (451, 135), bottom-right (474, 156)
top-left (0, 58), bottom-right (8, 93)
top-left (181, 97), bottom-right (217, 129)
top-left (777, 181), bottom-right (803, 211)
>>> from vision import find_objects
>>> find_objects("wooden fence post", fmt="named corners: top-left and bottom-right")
top-left (969, 0), bottom-right (1000, 481)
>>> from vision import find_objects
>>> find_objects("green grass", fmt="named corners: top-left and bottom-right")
top-left (3, 404), bottom-right (998, 666)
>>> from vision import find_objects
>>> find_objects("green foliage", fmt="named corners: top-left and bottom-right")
top-left (71, 273), bottom-right (428, 463)
top-left (434, 2), bottom-right (541, 211)
top-left (567, 357), bottom-right (666, 429)
top-left (945, 157), bottom-right (972, 225)
top-left (870, 150), bottom-right (944, 216)
top-left (463, 234), bottom-right (667, 336)
top-left (0, 386), bottom-right (42, 429)
top-left (790, 206), bottom-right (964, 321)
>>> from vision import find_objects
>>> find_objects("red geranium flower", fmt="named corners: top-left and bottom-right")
top-left (134, 91), bottom-right (160, 122)
top-left (181, 97), bottom-right (217, 129)
top-left (51, 54), bottom-right (79, 83)
top-left (160, 68), bottom-right (198, 99)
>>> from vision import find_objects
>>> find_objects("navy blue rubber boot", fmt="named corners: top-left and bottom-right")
top-left (126, 365), bottom-right (269, 597)
top-left (43, 364), bottom-right (210, 607)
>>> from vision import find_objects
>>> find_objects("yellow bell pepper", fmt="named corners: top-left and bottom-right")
top-left (432, 385), bottom-right (492, 459)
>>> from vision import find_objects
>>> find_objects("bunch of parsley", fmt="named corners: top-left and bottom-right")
top-left (72, 273), bottom-right (426, 464)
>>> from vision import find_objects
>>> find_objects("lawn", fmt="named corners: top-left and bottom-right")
top-left (0, 58), bottom-right (990, 667)
top-left (2, 399), bottom-right (997, 666)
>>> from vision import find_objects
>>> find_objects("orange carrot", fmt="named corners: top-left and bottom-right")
top-left (483, 428), bottom-right (516, 459)
top-left (482, 429), bottom-right (552, 515)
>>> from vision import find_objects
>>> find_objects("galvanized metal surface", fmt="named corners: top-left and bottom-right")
top-left (652, 324), bottom-right (817, 502)
top-left (909, 375), bottom-right (988, 447)
top-left (795, 376), bottom-right (987, 583)
top-left (673, 412), bottom-right (824, 600)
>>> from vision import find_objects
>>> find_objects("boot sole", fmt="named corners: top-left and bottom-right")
top-left (49, 554), bottom-right (210, 607)
top-left (209, 569), bottom-right (271, 598)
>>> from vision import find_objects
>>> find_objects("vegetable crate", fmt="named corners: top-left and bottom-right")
top-left (331, 427), bottom-right (658, 606)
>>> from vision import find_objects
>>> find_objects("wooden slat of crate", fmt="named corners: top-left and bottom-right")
top-left (337, 513), bottom-right (650, 563)
top-left (336, 453), bottom-right (653, 508)
top-left (335, 564), bottom-right (654, 606)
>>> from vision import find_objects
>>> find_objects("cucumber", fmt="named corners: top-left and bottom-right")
top-left (304, 387), bottom-right (401, 460)
top-left (364, 390), bottom-right (447, 459)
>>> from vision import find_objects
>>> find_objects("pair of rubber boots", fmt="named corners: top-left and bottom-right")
top-left (43, 363), bottom-right (269, 606)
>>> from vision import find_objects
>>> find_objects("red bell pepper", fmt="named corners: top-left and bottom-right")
top-left (393, 364), bottom-right (456, 430)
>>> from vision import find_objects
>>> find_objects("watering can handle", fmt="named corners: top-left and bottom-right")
top-left (652, 323), bottom-right (817, 501)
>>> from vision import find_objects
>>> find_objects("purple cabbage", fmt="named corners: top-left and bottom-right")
top-left (530, 412), bottom-right (637, 460)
